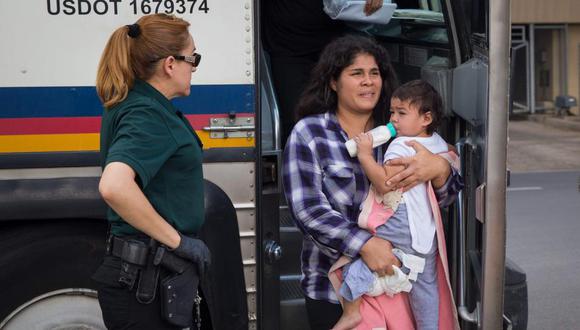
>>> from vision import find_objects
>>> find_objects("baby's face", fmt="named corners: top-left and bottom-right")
top-left (389, 98), bottom-right (431, 137)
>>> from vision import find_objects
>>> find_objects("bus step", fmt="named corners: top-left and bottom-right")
top-left (280, 209), bottom-right (303, 275)
top-left (280, 275), bottom-right (310, 330)
top-left (280, 298), bottom-right (310, 330)
top-left (280, 275), bottom-right (303, 300)
top-left (280, 206), bottom-right (294, 227)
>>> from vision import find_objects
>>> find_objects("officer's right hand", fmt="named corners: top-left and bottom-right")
top-left (173, 233), bottom-right (211, 276)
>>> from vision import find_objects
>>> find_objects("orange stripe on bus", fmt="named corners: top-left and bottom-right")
top-left (0, 132), bottom-right (254, 153)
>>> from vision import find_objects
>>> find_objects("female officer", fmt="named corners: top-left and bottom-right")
top-left (283, 35), bottom-right (463, 330)
top-left (93, 14), bottom-right (210, 329)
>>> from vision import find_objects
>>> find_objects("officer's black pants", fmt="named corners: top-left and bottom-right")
top-left (93, 256), bottom-right (181, 330)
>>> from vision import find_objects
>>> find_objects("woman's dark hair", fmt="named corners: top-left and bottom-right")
top-left (295, 35), bottom-right (398, 125)
top-left (392, 79), bottom-right (443, 134)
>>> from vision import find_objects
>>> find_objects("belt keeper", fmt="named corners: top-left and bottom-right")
top-left (153, 246), bottom-right (166, 266)
top-left (121, 239), bottom-right (149, 266)
top-left (105, 234), bottom-right (114, 255)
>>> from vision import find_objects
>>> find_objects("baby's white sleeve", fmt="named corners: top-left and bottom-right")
top-left (383, 138), bottom-right (415, 164)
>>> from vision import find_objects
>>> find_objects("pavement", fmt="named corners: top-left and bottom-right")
top-left (507, 171), bottom-right (580, 330)
top-left (507, 114), bottom-right (580, 172)
top-left (527, 113), bottom-right (580, 132)
top-left (506, 113), bottom-right (580, 329)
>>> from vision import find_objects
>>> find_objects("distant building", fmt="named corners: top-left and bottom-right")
top-left (511, 0), bottom-right (580, 115)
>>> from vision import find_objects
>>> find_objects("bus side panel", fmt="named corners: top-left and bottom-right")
top-left (0, 0), bottom-right (258, 328)
top-left (203, 162), bottom-right (257, 328)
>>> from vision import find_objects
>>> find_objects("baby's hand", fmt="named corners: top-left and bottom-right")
top-left (355, 132), bottom-right (373, 156)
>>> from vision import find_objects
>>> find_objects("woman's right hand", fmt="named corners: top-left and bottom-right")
top-left (359, 237), bottom-right (401, 276)
top-left (355, 132), bottom-right (373, 158)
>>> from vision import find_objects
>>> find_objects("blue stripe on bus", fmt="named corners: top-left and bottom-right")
top-left (0, 85), bottom-right (255, 118)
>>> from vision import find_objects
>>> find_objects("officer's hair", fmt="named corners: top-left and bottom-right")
top-left (96, 14), bottom-right (190, 109)
top-left (391, 80), bottom-right (443, 134)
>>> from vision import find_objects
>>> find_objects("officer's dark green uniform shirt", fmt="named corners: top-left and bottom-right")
top-left (100, 79), bottom-right (204, 236)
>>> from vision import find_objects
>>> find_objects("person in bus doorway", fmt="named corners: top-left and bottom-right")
top-left (282, 35), bottom-right (463, 330)
top-left (92, 14), bottom-right (210, 329)
top-left (262, 0), bottom-right (384, 145)
top-left (331, 80), bottom-right (461, 330)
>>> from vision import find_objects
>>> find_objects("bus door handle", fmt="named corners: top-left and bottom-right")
top-left (264, 240), bottom-right (282, 264)
top-left (475, 183), bottom-right (486, 223)
top-left (503, 313), bottom-right (513, 330)
top-left (456, 138), bottom-right (479, 325)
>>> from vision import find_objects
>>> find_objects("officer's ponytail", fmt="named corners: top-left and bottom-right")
top-left (96, 25), bottom-right (134, 109)
top-left (96, 14), bottom-right (190, 109)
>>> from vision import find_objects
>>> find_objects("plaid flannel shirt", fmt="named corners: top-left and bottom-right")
top-left (282, 112), bottom-right (463, 303)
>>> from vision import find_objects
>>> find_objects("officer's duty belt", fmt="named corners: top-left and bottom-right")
top-left (107, 235), bottom-right (191, 275)
top-left (108, 236), bottom-right (149, 266)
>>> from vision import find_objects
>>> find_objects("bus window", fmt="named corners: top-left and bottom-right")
top-left (363, 0), bottom-right (453, 70)
top-left (362, 0), bottom-right (455, 120)
top-left (458, 0), bottom-right (487, 36)
top-left (369, 0), bottom-right (448, 45)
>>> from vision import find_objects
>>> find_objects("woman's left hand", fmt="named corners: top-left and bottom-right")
top-left (364, 0), bottom-right (383, 15)
top-left (385, 140), bottom-right (451, 191)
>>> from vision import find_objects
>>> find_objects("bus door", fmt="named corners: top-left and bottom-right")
top-left (255, 0), bottom-right (511, 329)
top-left (258, 0), bottom-right (519, 329)
top-left (256, 46), bottom-right (285, 329)
top-left (257, 40), bottom-right (309, 330)
top-left (451, 0), bottom-right (514, 329)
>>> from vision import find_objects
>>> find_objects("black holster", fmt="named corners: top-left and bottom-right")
top-left (135, 239), bottom-right (160, 304)
top-left (155, 246), bottom-right (200, 328)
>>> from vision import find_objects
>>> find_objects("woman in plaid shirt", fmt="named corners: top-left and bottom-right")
top-left (282, 35), bottom-right (463, 330)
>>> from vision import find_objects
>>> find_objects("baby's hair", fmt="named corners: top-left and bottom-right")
top-left (391, 80), bottom-right (443, 134)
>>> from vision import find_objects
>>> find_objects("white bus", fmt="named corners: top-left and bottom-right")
top-left (0, 0), bottom-right (524, 329)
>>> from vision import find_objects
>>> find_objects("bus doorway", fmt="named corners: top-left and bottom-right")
top-left (258, 0), bottom-right (527, 329)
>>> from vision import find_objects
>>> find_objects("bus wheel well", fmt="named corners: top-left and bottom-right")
top-left (0, 219), bottom-right (108, 322)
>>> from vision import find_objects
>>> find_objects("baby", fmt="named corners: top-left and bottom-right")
top-left (333, 80), bottom-right (450, 330)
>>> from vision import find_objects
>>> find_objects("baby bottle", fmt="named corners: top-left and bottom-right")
top-left (345, 122), bottom-right (397, 157)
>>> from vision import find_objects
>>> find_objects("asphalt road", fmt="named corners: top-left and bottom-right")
top-left (506, 118), bottom-right (580, 329)
top-left (506, 172), bottom-right (580, 329)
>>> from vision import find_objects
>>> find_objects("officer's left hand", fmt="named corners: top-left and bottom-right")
top-left (173, 233), bottom-right (211, 276)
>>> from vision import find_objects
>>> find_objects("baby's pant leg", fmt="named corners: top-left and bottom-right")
top-left (340, 258), bottom-right (376, 301)
top-left (409, 252), bottom-right (439, 330)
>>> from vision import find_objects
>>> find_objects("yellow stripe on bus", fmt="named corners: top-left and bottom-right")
top-left (0, 134), bottom-right (100, 152)
top-left (0, 132), bottom-right (254, 153)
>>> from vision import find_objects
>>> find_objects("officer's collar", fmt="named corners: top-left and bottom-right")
top-left (133, 79), bottom-right (179, 115)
